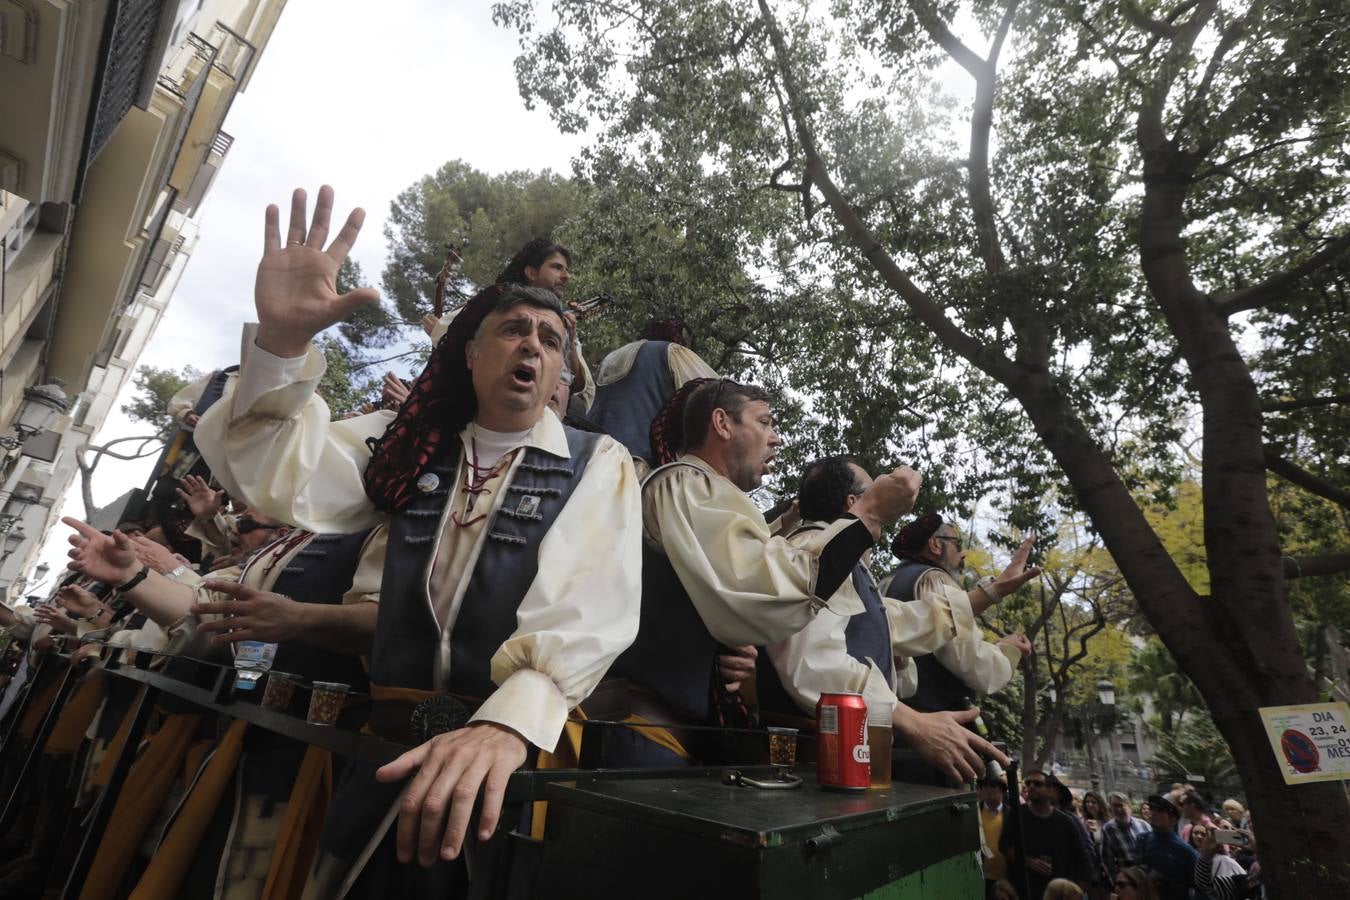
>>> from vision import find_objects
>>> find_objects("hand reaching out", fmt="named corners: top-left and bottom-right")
top-left (193, 580), bottom-right (308, 645)
top-left (254, 185), bottom-right (380, 358)
top-left (177, 474), bottom-right (225, 519)
top-left (56, 584), bottom-right (103, 618)
top-left (63, 518), bottom-right (140, 587)
top-left (131, 535), bottom-right (187, 575)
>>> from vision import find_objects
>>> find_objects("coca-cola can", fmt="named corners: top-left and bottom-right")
top-left (816, 692), bottom-right (869, 792)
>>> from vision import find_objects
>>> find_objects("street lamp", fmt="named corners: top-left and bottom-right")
top-left (0, 380), bottom-right (70, 450)
top-left (1, 529), bottom-right (27, 564)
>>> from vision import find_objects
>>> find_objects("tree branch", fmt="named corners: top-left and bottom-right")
top-left (1283, 553), bottom-right (1350, 580)
top-left (755, 0), bottom-right (1013, 381)
top-left (1213, 231), bottom-right (1350, 316)
top-left (1261, 393), bottom-right (1350, 414)
top-left (1265, 450), bottom-right (1350, 510)
top-left (908, 0), bottom-right (984, 77)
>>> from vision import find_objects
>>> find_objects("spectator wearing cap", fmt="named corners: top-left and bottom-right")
top-left (1101, 792), bottom-right (1152, 881)
top-left (1137, 794), bottom-right (1197, 900)
top-left (883, 513), bottom-right (1036, 720)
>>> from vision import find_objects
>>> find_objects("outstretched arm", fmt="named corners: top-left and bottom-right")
top-left (194, 186), bottom-right (391, 533)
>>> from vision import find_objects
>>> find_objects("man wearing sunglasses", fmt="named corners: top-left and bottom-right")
top-left (884, 513), bottom-right (1036, 729)
top-left (1000, 771), bottom-right (1092, 898)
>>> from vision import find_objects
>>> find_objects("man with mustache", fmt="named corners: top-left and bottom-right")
top-left (600, 379), bottom-right (921, 765)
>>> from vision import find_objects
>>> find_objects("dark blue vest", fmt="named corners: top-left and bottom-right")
top-left (369, 427), bottom-right (603, 697)
top-left (588, 340), bottom-right (675, 466)
top-left (885, 560), bottom-right (972, 713)
top-left (845, 564), bottom-right (896, 686)
top-left (757, 523), bottom-right (895, 720)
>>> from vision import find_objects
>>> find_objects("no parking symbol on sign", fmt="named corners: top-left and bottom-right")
top-left (1260, 702), bottom-right (1350, 785)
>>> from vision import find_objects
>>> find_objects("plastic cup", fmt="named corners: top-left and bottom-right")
top-left (767, 726), bottom-right (799, 767)
top-left (261, 671), bottom-right (301, 711)
top-left (306, 681), bottom-right (350, 725)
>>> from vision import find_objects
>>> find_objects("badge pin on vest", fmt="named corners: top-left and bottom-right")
top-left (416, 472), bottom-right (440, 493)
top-left (516, 495), bottom-right (541, 517)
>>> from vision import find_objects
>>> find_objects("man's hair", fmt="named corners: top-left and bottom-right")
top-left (470, 285), bottom-right (574, 380)
top-left (797, 456), bottom-right (865, 521)
top-left (495, 238), bottom-right (571, 285)
top-left (680, 379), bottom-right (772, 450)
top-left (1107, 791), bottom-right (1130, 806)
top-left (115, 521), bottom-right (146, 534)
top-left (1181, 790), bottom-right (1204, 808)
top-left (639, 317), bottom-right (690, 346)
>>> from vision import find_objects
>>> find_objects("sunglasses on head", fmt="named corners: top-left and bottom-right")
top-left (1024, 778), bottom-right (1047, 787)
top-left (236, 518), bottom-right (279, 535)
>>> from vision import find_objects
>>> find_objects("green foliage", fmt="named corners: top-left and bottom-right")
top-left (1127, 637), bottom-right (1205, 737)
top-left (380, 162), bottom-right (586, 322)
top-left (1149, 708), bottom-right (1240, 796)
top-left (123, 365), bottom-right (201, 434)
top-left (336, 258), bottom-right (399, 349)
top-left (314, 337), bottom-right (379, 419)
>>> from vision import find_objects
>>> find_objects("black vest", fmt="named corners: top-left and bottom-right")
top-left (885, 560), bottom-right (972, 713)
top-left (588, 341), bottom-right (675, 466)
top-left (369, 427), bottom-right (603, 697)
top-left (608, 461), bottom-right (721, 722)
top-left (191, 365), bottom-right (240, 417)
top-left (160, 530), bottom-right (372, 708)
top-left (268, 530), bottom-right (374, 693)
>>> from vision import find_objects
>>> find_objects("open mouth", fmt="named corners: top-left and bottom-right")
top-left (510, 365), bottom-right (538, 389)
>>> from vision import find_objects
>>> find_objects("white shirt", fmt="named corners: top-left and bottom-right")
top-left (642, 456), bottom-right (866, 648)
top-left (194, 325), bottom-right (642, 752)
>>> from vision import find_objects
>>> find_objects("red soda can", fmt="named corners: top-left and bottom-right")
top-left (816, 692), bottom-right (869, 792)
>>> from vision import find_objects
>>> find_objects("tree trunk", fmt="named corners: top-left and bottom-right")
top-left (1135, 131), bottom-right (1350, 892)
top-left (1020, 664), bottom-right (1039, 765)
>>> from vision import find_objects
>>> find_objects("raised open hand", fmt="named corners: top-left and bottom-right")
top-left (64, 518), bottom-right (139, 587)
top-left (991, 534), bottom-right (1042, 598)
top-left (255, 185), bottom-right (380, 358)
top-left (176, 474), bottom-right (224, 519)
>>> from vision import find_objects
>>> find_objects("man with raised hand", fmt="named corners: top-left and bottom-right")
top-left (885, 515), bottom-right (1037, 720)
top-left (190, 186), bottom-right (641, 896)
top-left (757, 456), bottom-right (1011, 784)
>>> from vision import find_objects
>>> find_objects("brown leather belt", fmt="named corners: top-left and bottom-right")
top-left (581, 679), bottom-right (700, 752)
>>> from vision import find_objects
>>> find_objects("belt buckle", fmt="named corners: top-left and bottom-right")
top-left (409, 694), bottom-right (469, 744)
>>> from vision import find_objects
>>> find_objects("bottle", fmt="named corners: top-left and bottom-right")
top-left (233, 640), bottom-right (277, 692)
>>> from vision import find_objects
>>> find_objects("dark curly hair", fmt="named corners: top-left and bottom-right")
top-left (495, 238), bottom-right (571, 286)
top-left (797, 456), bottom-right (865, 522)
top-left (363, 284), bottom-right (569, 512)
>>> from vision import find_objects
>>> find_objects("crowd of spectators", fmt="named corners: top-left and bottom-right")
top-left (978, 774), bottom-right (1262, 900)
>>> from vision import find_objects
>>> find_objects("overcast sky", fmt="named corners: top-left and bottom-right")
top-left (34, 0), bottom-right (585, 576)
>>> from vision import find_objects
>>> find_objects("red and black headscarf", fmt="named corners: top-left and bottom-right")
top-left (362, 284), bottom-right (568, 512)
top-left (890, 512), bottom-right (944, 560)
top-left (647, 377), bottom-right (719, 467)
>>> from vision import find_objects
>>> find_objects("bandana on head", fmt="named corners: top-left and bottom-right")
top-left (648, 377), bottom-right (719, 467)
top-left (891, 512), bottom-right (944, 559)
top-left (363, 284), bottom-right (567, 513)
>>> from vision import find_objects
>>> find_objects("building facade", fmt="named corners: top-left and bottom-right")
top-left (0, 0), bottom-right (287, 604)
